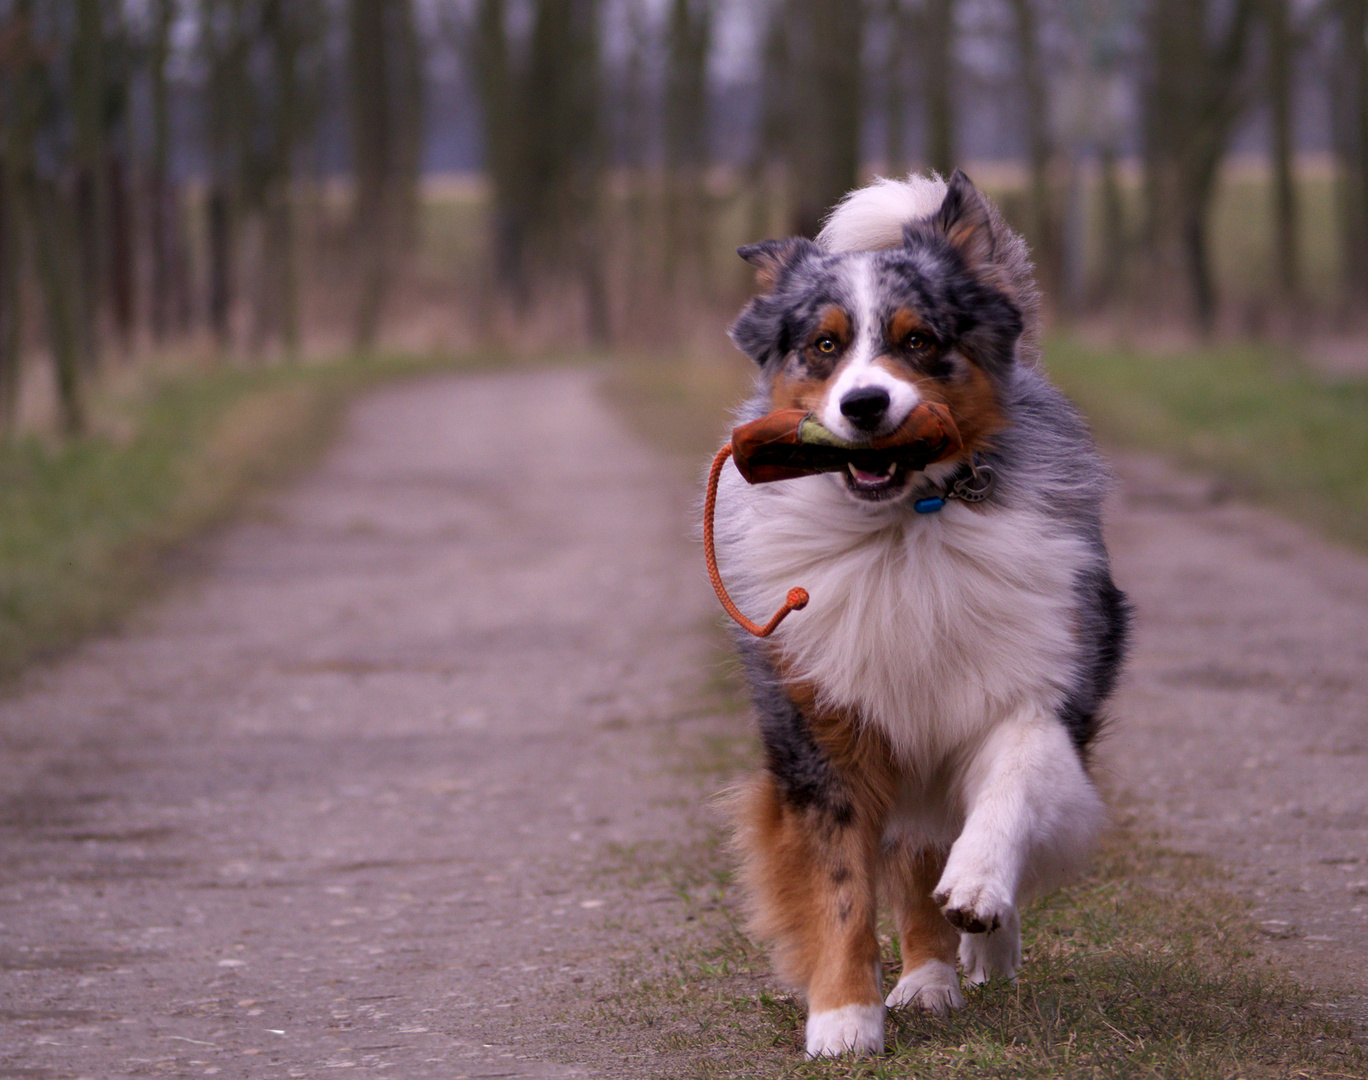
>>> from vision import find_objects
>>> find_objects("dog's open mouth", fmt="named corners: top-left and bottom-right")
top-left (843, 457), bottom-right (913, 501)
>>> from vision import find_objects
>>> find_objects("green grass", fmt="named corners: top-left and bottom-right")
top-left (0, 351), bottom-right (479, 681)
top-left (1045, 337), bottom-right (1368, 548)
top-left (587, 833), bottom-right (1366, 1079)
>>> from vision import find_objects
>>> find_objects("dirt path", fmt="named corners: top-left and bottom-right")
top-left (1101, 455), bottom-right (1368, 1034)
top-left (1, 367), bottom-right (1365, 1079)
top-left (0, 369), bottom-right (720, 1079)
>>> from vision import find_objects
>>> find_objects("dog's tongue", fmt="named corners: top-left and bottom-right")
top-left (850, 464), bottom-right (889, 485)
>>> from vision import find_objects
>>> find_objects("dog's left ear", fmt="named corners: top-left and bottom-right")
top-left (737, 238), bottom-right (815, 292)
top-left (925, 170), bottom-right (996, 267)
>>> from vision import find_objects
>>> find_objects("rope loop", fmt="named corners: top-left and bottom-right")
top-left (703, 444), bottom-right (809, 638)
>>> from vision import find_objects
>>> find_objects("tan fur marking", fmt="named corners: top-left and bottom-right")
top-left (938, 354), bottom-right (1006, 448)
top-left (868, 351), bottom-right (1005, 460)
top-left (813, 306), bottom-right (851, 346)
top-left (882, 844), bottom-right (959, 974)
top-left (771, 371), bottom-right (826, 415)
top-left (733, 670), bottom-right (900, 1012)
top-left (734, 775), bottom-right (885, 1011)
top-left (886, 308), bottom-right (925, 345)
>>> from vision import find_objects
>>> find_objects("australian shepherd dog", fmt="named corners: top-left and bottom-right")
top-left (713, 171), bottom-right (1130, 1057)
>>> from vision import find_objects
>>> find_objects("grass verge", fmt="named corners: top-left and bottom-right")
top-left (1044, 337), bottom-right (1368, 549)
top-left (590, 831), bottom-right (1366, 1079)
top-left (0, 352), bottom-right (475, 682)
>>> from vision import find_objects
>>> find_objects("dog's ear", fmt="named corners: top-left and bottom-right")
top-left (906, 171), bottom-right (1023, 375)
top-left (737, 238), bottom-right (815, 292)
top-left (729, 293), bottom-right (788, 367)
top-left (918, 170), bottom-right (997, 268)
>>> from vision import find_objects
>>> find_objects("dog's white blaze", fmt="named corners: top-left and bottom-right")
top-left (819, 256), bottom-right (921, 441)
top-left (804, 1003), bottom-right (885, 1058)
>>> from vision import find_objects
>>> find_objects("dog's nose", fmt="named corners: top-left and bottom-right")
top-left (839, 386), bottom-right (891, 431)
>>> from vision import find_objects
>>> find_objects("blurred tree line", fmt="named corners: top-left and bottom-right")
top-left (1, 0), bottom-right (1366, 436)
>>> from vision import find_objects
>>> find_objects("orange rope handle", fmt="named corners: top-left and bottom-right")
top-left (703, 443), bottom-right (809, 638)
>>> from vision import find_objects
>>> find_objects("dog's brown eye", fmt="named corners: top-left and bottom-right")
top-left (814, 336), bottom-right (837, 355)
top-left (906, 333), bottom-right (930, 351)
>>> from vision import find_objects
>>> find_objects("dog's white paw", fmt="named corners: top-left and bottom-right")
top-left (804, 1003), bottom-right (885, 1058)
top-left (884, 959), bottom-right (964, 1015)
top-left (933, 858), bottom-right (1015, 935)
top-left (958, 907), bottom-right (1022, 985)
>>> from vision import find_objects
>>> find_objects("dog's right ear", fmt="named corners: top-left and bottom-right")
top-left (737, 238), bottom-right (815, 292)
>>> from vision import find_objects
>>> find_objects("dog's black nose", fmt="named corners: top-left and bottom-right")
top-left (840, 386), bottom-right (890, 431)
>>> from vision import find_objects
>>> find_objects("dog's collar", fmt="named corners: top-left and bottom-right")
top-left (913, 454), bottom-right (997, 514)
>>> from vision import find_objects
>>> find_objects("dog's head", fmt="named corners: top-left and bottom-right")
top-left (729, 171), bottom-right (1028, 504)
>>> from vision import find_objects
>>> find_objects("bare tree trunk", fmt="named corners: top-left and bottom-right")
top-left (1092, 139), bottom-right (1126, 307)
top-left (470, 0), bottom-right (528, 305)
top-left (1333, 0), bottom-right (1368, 301)
top-left (1265, 0), bottom-right (1299, 302)
top-left (106, 148), bottom-right (135, 348)
top-left (29, 178), bottom-right (85, 434)
top-left (471, 0), bottom-right (602, 333)
top-left (262, 0), bottom-right (307, 358)
top-left (616, 3), bottom-right (650, 325)
top-left (349, 0), bottom-right (390, 350)
top-left (0, 160), bottom-right (19, 432)
top-left (1, 0), bottom-right (41, 431)
top-left (788, 0), bottom-right (863, 237)
top-left (748, 3), bottom-right (791, 242)
top-left (349, 0), bottom-right (422, 350)
top-left (884, 0), bottom-right (910, 174)
top-left (922, 0), bottom-right (956, 177)
top-left (72, 0), bottom-right (106, 373)
top-left (1141, 0), bottom-right (1257, 333)
top-left (663, 0), bottom-right (711, 288)
top-left (1008, 0), bottom-right (1062, 303)
top-left (207, 186), bottom-right (233, 344)
top-left (148, 0), bottom-right (176, 341)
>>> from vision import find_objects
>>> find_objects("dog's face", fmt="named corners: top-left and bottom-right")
top-left (730, 172), bottom-right (1023, 504)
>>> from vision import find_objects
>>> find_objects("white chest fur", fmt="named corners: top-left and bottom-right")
top-left (716, 471), bottom-right (1093, 764)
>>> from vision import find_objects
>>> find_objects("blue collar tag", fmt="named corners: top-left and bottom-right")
top-left (914, 496), bottom-right (946, 514)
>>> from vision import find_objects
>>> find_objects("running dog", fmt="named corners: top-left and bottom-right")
top-left (712, 171), bottom-right (1130, 1057)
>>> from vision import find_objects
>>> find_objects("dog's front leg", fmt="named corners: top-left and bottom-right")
top-left (738, 772), bottom-right (887, 1058)
top-left (933, 707), bottom-right (1105, 982)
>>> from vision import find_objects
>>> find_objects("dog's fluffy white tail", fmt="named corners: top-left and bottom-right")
top-left (817, 174), bottom-right (947, 254)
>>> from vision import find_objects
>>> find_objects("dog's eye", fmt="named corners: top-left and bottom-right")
top-left (814, 336), bottom-right (837, 355)
top-left (905, 333), bottom-right (930, 352)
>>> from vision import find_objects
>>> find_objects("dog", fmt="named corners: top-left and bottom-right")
top-left (712, 171), bottom-right (1130, 1057)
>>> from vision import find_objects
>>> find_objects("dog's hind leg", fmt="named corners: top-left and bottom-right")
top-left (882, 844), bottom-right (963, 1014)
top-left (933, 706), bottom-right (1104, 980)
top-left (734, 770), bottom-right (889, 1058)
